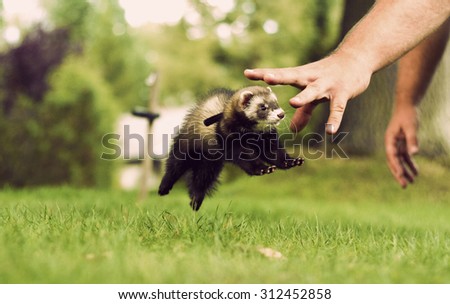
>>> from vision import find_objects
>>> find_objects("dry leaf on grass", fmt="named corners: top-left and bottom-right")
top-left (257, 247), bottom-right (285, 260)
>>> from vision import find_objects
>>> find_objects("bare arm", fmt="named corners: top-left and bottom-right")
top-left (338, 0), bottom-right (450, 72)
top-left (245, 0), bottom-right (450, 133)
top-left (385, 18), bottom-right (450, 188)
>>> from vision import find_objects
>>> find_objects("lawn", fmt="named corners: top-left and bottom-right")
top-left (0, 156), bottom-right (449, 283)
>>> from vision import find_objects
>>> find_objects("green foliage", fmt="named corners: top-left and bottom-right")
top-left (45, 0), bottom-right (152, 109)
top-left (45, 0), bottom-right (93, 42)
top-left (84, 0), bottom-right (151, 108)
top-left (0, 56), bottom-right (119, 187)
top-left (0, 157), bottom-right (449, 283)
top-left (0, 0), bottom-right (154, 188)
top-left (142, 25), bottom-right (236, 106)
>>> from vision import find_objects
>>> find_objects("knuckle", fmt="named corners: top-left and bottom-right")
top-left (331, 101), bottom-right (346, 113)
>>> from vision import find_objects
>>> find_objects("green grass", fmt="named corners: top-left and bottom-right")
top-left (0, 156), bottom-right (449, 283)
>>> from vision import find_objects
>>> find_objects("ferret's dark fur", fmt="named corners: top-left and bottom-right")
top-left (158, 86), bottom-right (303, 211)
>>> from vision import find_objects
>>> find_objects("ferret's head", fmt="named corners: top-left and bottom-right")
top-left (237, 86), bottom-right (285, 130)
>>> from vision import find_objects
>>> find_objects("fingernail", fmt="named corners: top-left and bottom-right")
top-left (325, 124), bottom-right (335, 134)
top-left (245, 69), bottom-right (254, 73)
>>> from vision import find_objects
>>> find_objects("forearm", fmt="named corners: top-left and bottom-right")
top-left (336, 0), bottom-right (450, 74)
top-left (395, 18), bottom-right (450, 108)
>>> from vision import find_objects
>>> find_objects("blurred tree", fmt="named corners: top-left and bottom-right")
top-left (140, 23), bottom-right (237, 106)
top-left (0, 56), bottom-right (119, 187)
top-left (85, 0), bottom-right (151, 108)
top-left (0, 25), bottom-right (119, 187)
top-left (0, 0), bottom-right (153, 187)
top-left (44, 0), bottom-right (92, 42)
top-left (44, 0), bottom-right (151, 109)
top-left (0, 27), bottom-right (72, 113)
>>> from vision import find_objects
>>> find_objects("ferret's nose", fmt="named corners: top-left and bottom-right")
top-left (278, 112), bottom-right (285, 119)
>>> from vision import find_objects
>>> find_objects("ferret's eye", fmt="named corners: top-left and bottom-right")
top-left (260, 104), bottom-right (267, 111)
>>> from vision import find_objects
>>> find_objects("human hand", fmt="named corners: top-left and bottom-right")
top-left (384, 105), bottom-right (419, 188)
top-left (244, 52), bottom-right (373, 134)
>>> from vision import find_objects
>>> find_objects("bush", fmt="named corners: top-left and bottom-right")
top-left (0, 56), bottom-right (119, 188)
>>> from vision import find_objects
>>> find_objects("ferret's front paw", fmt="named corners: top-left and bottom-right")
top-left (283, 157), bottom-right (304, 168)
top-left (260, 165), bottom-right (277, 175)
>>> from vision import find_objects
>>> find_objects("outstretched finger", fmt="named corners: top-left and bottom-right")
top-left (244, 68), bottom-right (267, 80)
top-left (244, 67), bottom-right (309, 87)
top-left (289, 84), bottom-right (327, 108)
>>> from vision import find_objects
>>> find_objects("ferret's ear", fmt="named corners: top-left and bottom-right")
top-left (267, 87), bottom-right (272, 93)
top-left (239, 91), bottom-right (254, 109)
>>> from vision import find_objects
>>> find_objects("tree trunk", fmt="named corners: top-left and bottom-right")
top-left (418, 43), bottom-right (450, 165)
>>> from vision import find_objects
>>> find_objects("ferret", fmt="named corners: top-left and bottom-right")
top-left (158, 86), bottom-right (304, 211)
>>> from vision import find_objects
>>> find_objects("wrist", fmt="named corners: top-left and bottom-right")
top-left (332, 47), bottom-right (376, 76)
top-left (392, 101), bottom-right (418, 117)
top-left (394, 89), bottom-right (423, 108)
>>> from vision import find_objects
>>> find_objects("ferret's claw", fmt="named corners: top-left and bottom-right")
top-left (266, 165), bottom-right (276, 174)
top-left (295, 157), bottom-right (304, 166)
top-left (260, 165), bottom-right (277, 175)
top-left (282, 158), bottom-right (304, 169)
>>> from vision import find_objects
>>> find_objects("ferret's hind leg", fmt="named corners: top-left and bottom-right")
top-left (158, 154), bottom-right (190, 196)
top-left (188, 160), bottom-right (224, 211)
